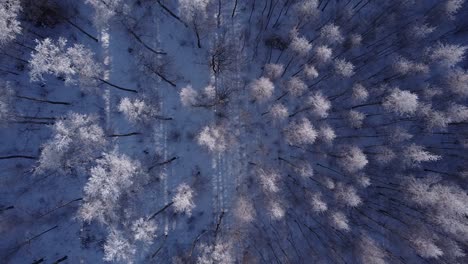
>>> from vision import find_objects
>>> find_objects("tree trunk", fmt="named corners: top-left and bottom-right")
top-left (15, 95), bottom-right (71, 105)
top-left (147, 201), bottom-right (174, 221)
top-left (98, 78), bottom-right (138, 93)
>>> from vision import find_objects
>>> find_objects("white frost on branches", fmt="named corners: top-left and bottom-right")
top-left (118, 97), bottom-right (158, 124)
top-left (264, 63), bottom-right (284, 80)
top-left (180, 85), bottom-right (199, 106)
top-left (383, 88), bottom-right (419, 116)
top-left (286, 77), bottom-right (307, 96)
top-left (131, 218), bottom-right (157, 244)
top-left (234, 196), bottom-right (255, 223)
top-left (0, 0), bottom-right (21, 44)
top-left (36, 113), bottom-right (106, 174)
top-left (250, 77), bottom-right (275, 102)
top-left (339, 146), bottom-right (368, 173)
top-left (80, 151), bottom-right (142, 223)
top-left (269, 103), bottom-right (288, 121)
top-left (304, 64), bottom-right (319, 79)
top-left (320, 23), bottom-right (344, 44)
top-left (29, 38), bottom-right (102, 87)
top-left (314, 45), bottom-right (332, 62)
top-left (172, 183), bottom-right (195, 216)
top-left (403, 144), bottom-right (441, 166)
top-left (330, 211), bottom-right (349, 231)
top-left (86, 0), bottom-right (126, 26)
top-left (197, 124), bottom-right (230, 152)
top-left (104, 231), bottom-right (137, 263)
top-left (334, 58), bottom-right (354, 77)
top-left (335, 183), bottom-right (362, 207)
top-left (290, 34), bottom-right (312, 56)
top-left (285, 118), bottom-right (317, 145)
top-left (352, 83), bottom-right (368, 103)
top-left (307, 91), bottom-right (331, 118)
top-left (427, 42), bottom-right (467, 67)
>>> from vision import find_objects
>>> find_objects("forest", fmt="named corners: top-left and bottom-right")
top-left (0, 0), bottom-right (467, 263)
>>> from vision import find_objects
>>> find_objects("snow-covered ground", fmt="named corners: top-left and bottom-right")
top-left (1, 0), bottom-right (468, 263)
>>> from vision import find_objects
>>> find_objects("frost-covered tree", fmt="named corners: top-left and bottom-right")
top-left (393, 56), bottom-right (429, 75)
top-left (347, 110), bottom-right (365, 128)
top-left (35, 113), bottom-right (106, 174)
top-left (410, 233), bottom-right (443, 259)
top-left (257, 168), bottom-right (280, 193)
top-left (233, 196), bottom-right (255, 223)
top-left (86, 0), bottom-right (126, 26)
top-left (269, 103), bottom-right (288, 121)
top-left (444, 0), bottom-right (465, 19)
top-left (403, 144), bottom-right (441, 166)
top-left (314, 45), bottom-right (332, 62)
top-left (406, 176), bottom-right (468, 243)
top-left (180, 84), bottom-right (228, 108)
top-left (373, 146), bottom-right (396, 165)
top-left (284, 118), bottom-right (317, 145)
top-left (319, 124), bottom-right (336, 143)
top-left (447, 103), bottom-right (468, 122)
top-left (335, 183), bottom-right (361, 207)
top-left (320, 23), bottom-right (344, 44)
top-left (172, 183), bottom-right (195, 216)
top-left (0, 0), bottom-right (21, 44)
top-left (334, 58), bottom-right (354, 77)
top-left (180, 85), bottom-right (199, 106)
top-left (409, 23), bottom-right (435, 40)
top-left (446, 67), bottom-right (468, 97)
top-left (309, 192), bottom-right (327, 213)
top-left (358, 234), bottom-right (387, 264)
top-left (118, 97), bottom-right (159, 124)
top-left (418, 103), bottom-right (450, 130)
top-left (80, 151), bottom-right (143, 223)
top-left (197, 242), bottom-right (234, 264)
top-left (351, 83), bottom-right (368, 103)
top-left (349, 34), bottom-right (362, 47)
top-left (104, 230), bottom-right (137, 263)
top-left (250, 77), bottom-right (274, 102)
top-left (131, 218), bottom-right (157, 244)
top-left (269, 201), bottom-right (285, 220)
top-left (307, 92), bottom-right (331, 118)
top-left (178, 0), bottom-right (211, 48)
top-left (286, 77), bottom-right (307, 96)
top-left (290, 32), bottom-right (312, 56)
top-left (338, 146), bottom-right (368, 173)
top-left (197, 124), bottom-right (231, 152)
top-left (293, 159), bottom-right (314, 178)
top-left (330, 211), bottom-right (349, 231)
top-left (304, 64), bottom-right (319, 79)
top-left (264, 63), bottom-right (284, 80)
top-left (295, 0), bottom-right (319, 21)
top-left (426, 42), bottom-right (467, 67)
top-left (29, 38), bottom-right (103, 88)
top-left (382, 88), bottom-right (419, 116)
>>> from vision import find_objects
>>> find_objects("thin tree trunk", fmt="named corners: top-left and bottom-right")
top-left (156, 0), bottom-right (188, 27)
top-left (128, 28), bottom-right (166, 55)
top-left (0, 155), bottom-right (38, 160)
top-left (108, 132), bottom-right (141, 137)
top-left (148, 156), bottom-right (178, 172)
top-left (98, 78), bottom-right (138, 93)
top-left (231, 0), bottom-right (238, 18)
top-left (147, 202), bottom-right (174, 221)
top-left (15, 95), bottom-right (71, 105)
top-left (64, 18), bottom-right (98, 42)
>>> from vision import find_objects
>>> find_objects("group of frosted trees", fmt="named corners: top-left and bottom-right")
top-left (181, 0), bottom-right (468, 263)
top-left (1, 0), bottom-right (467, 263)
